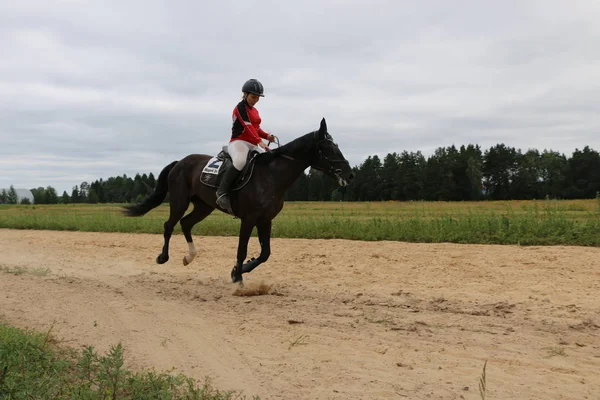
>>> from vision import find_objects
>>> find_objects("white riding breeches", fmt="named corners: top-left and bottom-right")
top-left (228, 140), bottom-right (265, 171)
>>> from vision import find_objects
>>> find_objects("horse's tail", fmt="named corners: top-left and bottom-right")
top-left (122, 160), bottom-right (178, 217)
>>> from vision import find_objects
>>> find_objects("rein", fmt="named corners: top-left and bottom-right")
top-left (267, 135), bottom-right (294, 161)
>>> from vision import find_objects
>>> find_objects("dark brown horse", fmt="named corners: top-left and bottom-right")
top-left (122, 118), bottom-right (354, 283)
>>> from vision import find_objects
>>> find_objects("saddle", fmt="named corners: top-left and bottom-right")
top-left (199, 147), bottom-right (262, 191)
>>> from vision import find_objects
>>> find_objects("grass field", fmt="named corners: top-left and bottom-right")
top-left (0, 319), bottom-right (257, 399)
top-left (1, 199), bottom-right (599, 246)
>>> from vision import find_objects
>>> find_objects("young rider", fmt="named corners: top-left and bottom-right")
top-left (216, 78), bottom-right (275, 214)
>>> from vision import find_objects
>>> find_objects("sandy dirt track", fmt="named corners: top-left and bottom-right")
top-left (1, 228), bottom-right (599, 399)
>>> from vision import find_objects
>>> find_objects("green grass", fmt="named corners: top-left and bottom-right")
top-left (1, 200), bottom-right (599, 246)
top-left (0, 321), bottom-right (258, 399)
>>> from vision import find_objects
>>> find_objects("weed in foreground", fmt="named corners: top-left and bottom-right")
top-left (0, 266), bottom-right (51, 276)
top-left (288, 334), bottom-right (310, 350)
top-left (545, 346), bottom-right (567, 358)
top-left (0, 322), bottom-right (259, 399)
top-left (478, 360), bottom-right (488, 400)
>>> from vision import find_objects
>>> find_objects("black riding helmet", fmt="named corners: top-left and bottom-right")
top-left (242, 79), bottom-right (264, 97)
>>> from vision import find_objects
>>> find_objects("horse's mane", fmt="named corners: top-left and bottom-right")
top-left (256, 131), bottom-right (316, 164)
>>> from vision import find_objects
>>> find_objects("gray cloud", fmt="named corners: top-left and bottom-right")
top-left (1, 0), bottom-right (599, 194)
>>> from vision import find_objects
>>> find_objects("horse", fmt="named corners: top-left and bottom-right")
top-left (122, 118), bottom-right (354, 284)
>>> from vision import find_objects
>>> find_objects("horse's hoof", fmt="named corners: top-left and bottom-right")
top-left (156, 254), bottom-right (169, 264)
top-left (231, 268), bottom-right (242, 284)
top-left (183, 256), bottom-right (189, 266)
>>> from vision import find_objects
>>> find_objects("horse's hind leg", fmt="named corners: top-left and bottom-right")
top-left (157, 189), bottom-right (189, 264)
top-left (181, 197), bottom-right (215, 266)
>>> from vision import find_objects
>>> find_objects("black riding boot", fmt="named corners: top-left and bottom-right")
top-left (216, 167), bottom-right (240, 215)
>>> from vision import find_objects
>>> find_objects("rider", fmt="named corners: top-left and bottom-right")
top-left (216, 78), bottom-right (275, 214)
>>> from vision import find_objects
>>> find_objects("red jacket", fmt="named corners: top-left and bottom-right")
top-left (230, 100), bottom-right (269, 145)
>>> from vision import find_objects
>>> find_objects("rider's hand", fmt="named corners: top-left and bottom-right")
top-left (260, 142), bottom-right (271, 152)
top-left (267, 134), bottom-right (275, 143)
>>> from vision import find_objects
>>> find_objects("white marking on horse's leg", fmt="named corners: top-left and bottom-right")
top-left (184, 242), bottom-right (197, 264)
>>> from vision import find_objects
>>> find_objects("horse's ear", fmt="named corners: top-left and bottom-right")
top-left (319, 118), bottom-right (327, 138)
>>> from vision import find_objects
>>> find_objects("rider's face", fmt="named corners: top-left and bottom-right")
top-left (245, 93), bottom-right (260, 107)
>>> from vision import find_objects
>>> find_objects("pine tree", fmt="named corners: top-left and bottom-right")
top-left (7, 185), bottom-right (19, 204)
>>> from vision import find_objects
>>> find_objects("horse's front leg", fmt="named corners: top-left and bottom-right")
top-left (241, 219), bottom-right (272, 274)
top-left (231, 218), bottom-right (255, 284)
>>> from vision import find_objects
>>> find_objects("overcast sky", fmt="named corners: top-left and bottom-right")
top-left (1, 0), bottom-right (599, 194)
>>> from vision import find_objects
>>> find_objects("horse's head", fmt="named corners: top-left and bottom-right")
top-left (310, 118), bottom-right (354, 187)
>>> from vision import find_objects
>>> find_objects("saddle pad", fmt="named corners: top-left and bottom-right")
top-left (202, 156), bottom-right (224, 176)
top-left (200, 150), bottom-right (261, 191)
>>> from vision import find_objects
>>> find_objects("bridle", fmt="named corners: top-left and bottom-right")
top-left (314, 134), bottom-right (346, 176)
top-left (267, 131), bottom-right (348, 177)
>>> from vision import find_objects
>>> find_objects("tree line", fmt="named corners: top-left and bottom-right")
top-left (287, 144), bottom-right (600, 201)
top-left (2, 144), bottom-right (599, 204)
top-left (0, 186), bottom-right (24, 204)
top-left (1, 173), bottom-right (156, 205)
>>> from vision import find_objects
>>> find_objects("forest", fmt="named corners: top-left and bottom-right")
top-left (3, 144), bottom-right (599, 204)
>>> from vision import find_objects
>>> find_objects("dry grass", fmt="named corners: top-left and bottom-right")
top-left (288, 334), bottom-right (310, 350)
top-left (479, 360), bottom-right (488, 400)
top-left (545, 346), bottom-right (567, 357)
top-left (0, 265), bottom-right (51, 276)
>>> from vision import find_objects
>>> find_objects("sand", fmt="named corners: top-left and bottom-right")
top-left (0, 228), bottom-right (599, 399)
